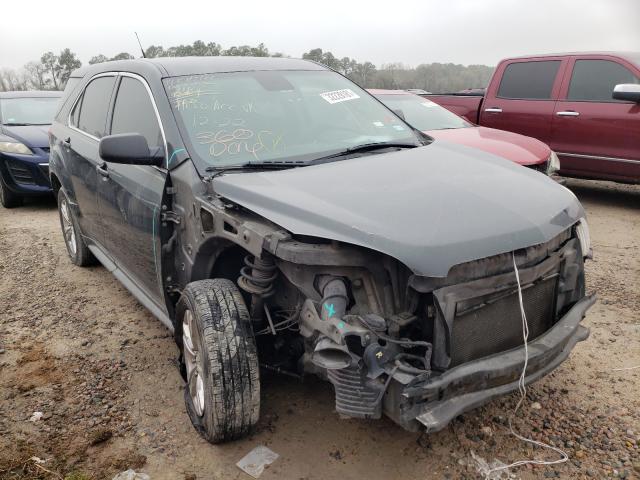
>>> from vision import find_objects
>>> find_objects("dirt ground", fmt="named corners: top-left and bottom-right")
top-left (0, 178), bottom-right (638, 480)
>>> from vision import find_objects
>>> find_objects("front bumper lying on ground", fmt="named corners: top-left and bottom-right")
top-left (397, 294), bottom-right (595, 432)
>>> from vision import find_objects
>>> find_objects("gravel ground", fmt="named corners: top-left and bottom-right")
top-left (0, 178), bottom-right (638, 480)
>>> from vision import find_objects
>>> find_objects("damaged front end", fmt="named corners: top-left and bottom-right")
top-left (226, 213), bottom-right (594, 432)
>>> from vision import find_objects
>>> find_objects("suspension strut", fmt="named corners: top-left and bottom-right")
top-left (238, 254), bottom-right (278, 319)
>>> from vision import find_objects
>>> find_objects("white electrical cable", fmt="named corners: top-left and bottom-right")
top-left (483, 252), bottom-right (568, 478)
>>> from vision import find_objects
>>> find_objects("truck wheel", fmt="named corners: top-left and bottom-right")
top-left (0, 172), bottom-right (23, 208)
top-left (57, 189), bottom-right (96, 266)
top-left (176, 279), bottom-right (260, 443)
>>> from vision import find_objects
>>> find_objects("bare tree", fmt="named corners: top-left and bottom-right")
top-left (24, 62), bottom-right (48, 89)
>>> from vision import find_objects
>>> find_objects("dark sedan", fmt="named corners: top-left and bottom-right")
top-left (0, 91), bottom-right (62, 207)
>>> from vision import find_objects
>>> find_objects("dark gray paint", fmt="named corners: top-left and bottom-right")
top-left (213, 140), bottom-right (584, 277)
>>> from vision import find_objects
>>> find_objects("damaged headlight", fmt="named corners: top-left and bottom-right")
top-left (0, 141), bottom-right (32, 155)
top-left (575, 217), bottom-right (591, 258)
top-left (547, 151), bottom-right (560, 174)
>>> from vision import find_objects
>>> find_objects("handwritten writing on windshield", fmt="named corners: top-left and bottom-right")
top-left (196, 129), bottom-right (284, 160)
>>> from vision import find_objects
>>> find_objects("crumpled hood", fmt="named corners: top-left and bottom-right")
top-left (1, 125), bottom-right (50, 148)
top-left (212, 141), bottom-right (584, 277)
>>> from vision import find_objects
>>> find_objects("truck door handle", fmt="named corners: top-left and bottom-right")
top-left (484, 108), bottom-right (502, 113)
top-left (556, 111), bottom-right (580, 117)
top-left (96, 163), bottom-right (109, 178)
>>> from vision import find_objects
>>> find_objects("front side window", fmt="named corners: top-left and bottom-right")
top-left (110, 77), bottom-right (163, 149)
top-left (76, 76), bottom-right (116, 138)
top-left (375, 95), bottom-right (471, 131)
top-left (567, 60), bottom-right (640, 102)
top-left (164, 70), bottom-right (421, 169)
top-left (0, 97), bottom-right (61, 125)
top-left (497, 61), bottom-right (561, 100)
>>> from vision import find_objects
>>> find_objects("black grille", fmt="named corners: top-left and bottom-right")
top-left (38, 164), bottom-right (49, 179)
top-left (449, 276), bottom-right (557, 367)
top-left (7, 161), bottom-right (35, 185)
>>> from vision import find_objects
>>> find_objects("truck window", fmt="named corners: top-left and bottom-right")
top-left (110, 77), bottom-right (163, 149)
top-left (497, 61), bottom-right (560, 100)
top-left (567, 59), bottom-right (640, 102)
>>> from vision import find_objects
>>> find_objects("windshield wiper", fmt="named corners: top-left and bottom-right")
top-left (308, 141), bottom-right (420, 164)
top-left (3, 122), bottom-right (49, 126)
top-left (205, 161), bottom-right (302, 178)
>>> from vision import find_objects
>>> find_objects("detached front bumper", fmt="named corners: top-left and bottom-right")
top-left (390, 294), bottom-right (595, 432)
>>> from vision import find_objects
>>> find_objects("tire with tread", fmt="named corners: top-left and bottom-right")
top-left (176, 278), bottom-right (260, 443)
top-left (0, 172), bottom-right (23, 208)
top-left (57, 189), bottom-right (96, 267)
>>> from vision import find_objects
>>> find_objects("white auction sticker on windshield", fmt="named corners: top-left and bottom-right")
top-left (320, 89), bottom-right (360, 104)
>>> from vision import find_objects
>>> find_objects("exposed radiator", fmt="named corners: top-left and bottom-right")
top-left (449, 276), bottom-right (558, 367)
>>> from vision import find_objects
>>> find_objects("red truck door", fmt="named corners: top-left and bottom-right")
top-left (551, 55), bottom-right (640, 182)
top-left (479, 57), bottom-right (567, 145)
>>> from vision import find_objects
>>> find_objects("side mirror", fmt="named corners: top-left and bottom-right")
top-left (392, 108), bottom-right (406, 120)
top-left (99, 133), bottom-right (164, 166)
top-left (612, 84), bottom-right (640, 103)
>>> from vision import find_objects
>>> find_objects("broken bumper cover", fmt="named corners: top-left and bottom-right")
top-left (397, 294), bottom-right (595, 432)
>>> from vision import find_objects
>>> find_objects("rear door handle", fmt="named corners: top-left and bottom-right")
top-left (96, 163), bottom-right (109, 178)
top-left (556, 111), bottom-right (580, 117)
top-left (484, 108), bottom-right (502, 113)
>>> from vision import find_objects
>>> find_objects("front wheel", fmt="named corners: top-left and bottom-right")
top-left (0, 172), bottom-right (23, 208)
top-left (176, 279), bottom-right (260, 443)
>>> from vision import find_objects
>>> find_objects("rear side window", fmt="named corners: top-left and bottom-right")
top-left (110, 77), bottom-right (163, 149)
top-left (497, 61), bottom-right (561, 100)
top-left (567, 59), bottom-right (640, 102)
top-left (76, 76), bottom-right (116, 138)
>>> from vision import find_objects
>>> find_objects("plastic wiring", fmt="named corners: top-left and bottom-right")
top-left (483, 253), bottom-right (568, 478)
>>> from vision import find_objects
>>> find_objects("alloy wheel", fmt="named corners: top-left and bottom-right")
top-left (183, 310), bottom-right (206, 416)
top-left (60, 198), bottom-right (77, 257)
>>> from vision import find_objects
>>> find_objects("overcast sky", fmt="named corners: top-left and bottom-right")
top-left (1, 0), bottom-right (638, 70)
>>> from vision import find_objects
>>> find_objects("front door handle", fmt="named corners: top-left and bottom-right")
top-left (484, 107), bottom-right (502, 113)
top-left (556, 111), bottom-right (580, 117)
top-left (96, 163), bottom-right (109, 178)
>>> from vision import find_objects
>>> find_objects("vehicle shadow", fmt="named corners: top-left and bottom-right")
top-left (21, 195), bottom-right (57, 209)
top-left (564, 178), bottom-right (640, 210)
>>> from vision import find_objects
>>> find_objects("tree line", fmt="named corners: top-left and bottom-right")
top-left (0, 41), bottom-right (494, 93)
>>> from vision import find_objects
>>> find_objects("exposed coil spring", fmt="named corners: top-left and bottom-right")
top-left (238, 255), bottom-right (278, 298)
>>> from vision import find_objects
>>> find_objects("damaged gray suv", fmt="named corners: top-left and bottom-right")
top-left (49, 57), bottom-right (595, 443)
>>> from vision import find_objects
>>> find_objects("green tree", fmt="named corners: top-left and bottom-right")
top-left (302, 48), bottom-right (324, 64)
top-left (40, 51), bottom-right (60, 89)
top-left (111, 52), bottom-right (134, 61)
top-left (89, 54), bottom-right (109, 64)
top-left (144, 45), bottom-right (166, 58)
top-left (191, 40), bottom-right (222, 56)
top-left (58, 48), bottom-right (82, 87)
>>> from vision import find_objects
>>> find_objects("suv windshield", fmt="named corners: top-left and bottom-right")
top-left (164, 70), bottom-right (422, 169)
top-left (376, 94), bottom-right (471, 131)
top-left (0, 97), bottom-right (61, 125)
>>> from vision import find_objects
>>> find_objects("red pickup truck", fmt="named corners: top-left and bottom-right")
top-left (428, 52), bottom-right (640, 184)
